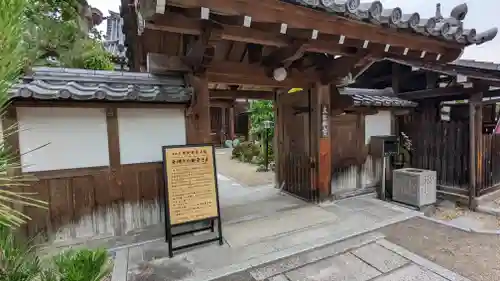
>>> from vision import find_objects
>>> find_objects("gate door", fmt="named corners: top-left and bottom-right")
top-left (277, 90), bottom-right (318, 202)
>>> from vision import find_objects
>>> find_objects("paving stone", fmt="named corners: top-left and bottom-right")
top-left (249, 232), bottom-right (383, 280)
top-left (351, 242), bottom-right (409, 273)
top-left (448, 216), bottom-right (484, 230)
top-left (372, 264), bottom-right (449, 281)
top-left (267, 275), bottom-right (289, 281)
top-left (285, 253), bottom-right (381, 281)
top-left (211, 271), bottom-right (257, 281)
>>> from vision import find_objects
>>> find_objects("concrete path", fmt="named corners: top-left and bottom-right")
top-left (215, 148), bottom-right (275, 187)
top-left (115, 173), bottom-right (428, 281)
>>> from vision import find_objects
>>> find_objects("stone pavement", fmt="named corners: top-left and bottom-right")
top-left (215, 148), bottom-right (275, 187)
top-left (112, 177), bottom-right (427, 281)
top-left (214, 232), bottom-right (470, 281)
top-left (106, 172), bottom-right (481, 281)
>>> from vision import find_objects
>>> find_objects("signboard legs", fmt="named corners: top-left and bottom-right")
top-left (162, 144), bottom-right (224, 258)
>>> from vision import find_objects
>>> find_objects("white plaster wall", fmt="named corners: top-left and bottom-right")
top-left (365, 110), bottom-right (393, 144)
top-left (117, 108), bottom-right (186, 164)
top-left (17, 107), bottom-right (110, 172)
top-left (332, 111), bottom-right (393, 195)
top-left (363, 110), bottom-right (393, 188)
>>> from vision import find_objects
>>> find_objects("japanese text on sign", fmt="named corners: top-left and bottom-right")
top-left (164, 146), bottom-right (218, 225)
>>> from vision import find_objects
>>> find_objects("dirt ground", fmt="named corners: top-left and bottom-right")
top-left (215, 148), bottom-right (275, 187)
top-left (378, 217), bottom-right (500, 281)
top-left (431, 203), bottom-right (500, 230)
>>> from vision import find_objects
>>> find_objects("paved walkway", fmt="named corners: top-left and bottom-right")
top-left (214, 233), bottom-right (469, 281)
top-left (215, 148), bottom-right (275, 187)
top-left (112, 173), bottom-right (442, 281)
top-left (378, 217), bottom-right (500, 281)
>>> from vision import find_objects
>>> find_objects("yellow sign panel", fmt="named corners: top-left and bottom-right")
top-left (288, 88), bottom-right (303, 93)
top-left (164, 145), bottom-right (219, 225)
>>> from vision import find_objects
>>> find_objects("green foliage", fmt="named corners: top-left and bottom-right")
top-left (0, 0), bottom-right (48, 228)
top-left (23, 0), bottom-right (114, 70)
top-left (0, 225), bottom-right (112, 281)
top-left (248, 100), bottom-right (274, 139)
top-left (231, 141), bottom-right (260, 162)
top-left (0, 226), bottom-right (43, 281)
top-left (59, 40), bottom-right (114, 71)
top-left (256, 143), bottom-right (274, 165)
top-left (53, 248), bottom-right (112, 281)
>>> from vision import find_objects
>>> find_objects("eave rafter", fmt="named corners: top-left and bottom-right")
top-left (143, 0), bottom-right (465, 62)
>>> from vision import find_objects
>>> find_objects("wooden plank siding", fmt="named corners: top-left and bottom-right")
top-left (330, 113), bottom-right (381, 198)
top-left (6, 100), bottom-right (182, 241)
top-left (399, 104), bottom-right (471, 196)
top-left (22, 163), bottom-right (163, 240)
top-left (480, 134), bottom-right (500, 195)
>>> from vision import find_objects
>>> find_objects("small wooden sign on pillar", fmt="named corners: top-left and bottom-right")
top-left (321, 104), bottom-right (329, 138)
top-left (314, 83), bottom-right (332, 200)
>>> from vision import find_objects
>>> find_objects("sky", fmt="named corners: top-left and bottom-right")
top-left (87, 0), bottom-right (500, 62)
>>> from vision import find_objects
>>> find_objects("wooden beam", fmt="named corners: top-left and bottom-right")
top-left (105, 107), bottom-right (121, 169)
top-left (210, 90), bottom-right (273, 100)
top-left (396, 85), bottom-right (473, 100)
top-left (312, 53), bottom-right (368, 85)
top-left (469, 91), bottom-right (483, 209)
top-left (247, 43), bottom-right (263, 64)
top-left (186, 74), bottom-right (212, 143)
top-left (164, 0), bottom-right (463, 61)
top-left (392, 63), bottom-right (401, 94)
top-left (182, 20), bottom-right (221, 72)
top-left (147, 53), bottom-right (316, 87)
top-left (147, 13), bottom-right (359, 56)
top-left (262, 40), bottom-right (307, 68)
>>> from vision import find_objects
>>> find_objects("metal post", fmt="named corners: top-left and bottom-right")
top-left (381, 156), bottom-right (387, 201)
top-left (263, 120), bottom-right (272, 172)
top-left (264, 128), bottom-right (269, 171)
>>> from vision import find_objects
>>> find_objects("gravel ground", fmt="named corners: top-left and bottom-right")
top-left (215, 148), bottom-right (275, 187)
top-left (377, 217), bottom-right (500, 281)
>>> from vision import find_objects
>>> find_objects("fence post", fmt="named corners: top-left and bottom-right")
top-left (469, 91), bottom-right (483, 209)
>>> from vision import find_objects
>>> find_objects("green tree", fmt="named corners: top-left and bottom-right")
top-left (25, 0), bottom-right (114, 70)
top-left (0, 0), bottom-right (48, 228)
top-left (248, 100), bottom-right (274, 140)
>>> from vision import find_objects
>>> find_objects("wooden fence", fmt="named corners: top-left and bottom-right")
top-left (479, 134), bottom-right (500, 195)
top-left (410, 120), bottom-right (470, 193)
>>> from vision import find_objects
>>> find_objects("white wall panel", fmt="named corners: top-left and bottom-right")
top-left (18, 107), bottom-right (110, 172)
top-left (365, 110), bottom-right (392, 144)
top-left (117, 108), bottom-right (186, 164)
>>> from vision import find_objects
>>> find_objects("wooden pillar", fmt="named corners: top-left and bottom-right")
top-left (221, 104), bottom-right (227, 145)
top-left (2, 105), bottom-right (26, 234)
top-left (228, 102), bottom-right (235, 140)
top-left (186, 74), bottom-right (212, 144)
top-left (275, 90), bottom-right (284, 189)
top-left (312, 83), bottom-right (332, 199)
top-left (469, 91), bottom-right (483, 208)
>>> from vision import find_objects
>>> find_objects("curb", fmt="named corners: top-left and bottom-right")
top-left (475, 204), bottom-right (500, 217)
top-left (417, 214), bottom-right (500, 235)
top-left (185, 212), bottom-right (419, 281)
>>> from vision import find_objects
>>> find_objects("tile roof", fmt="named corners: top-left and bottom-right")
top-left (284, 1), bottom-right (497, 46)
top-left (385, 58), bottom-right (500, 85)
top-left (340, 87), bottom-right (417, 107)
top-left (9, 67), bottom-right (192, 102)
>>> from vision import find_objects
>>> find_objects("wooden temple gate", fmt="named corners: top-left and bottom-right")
top-left (121, 0), bottom-right (492, 202)
top-left (276, 89), bottom-right (318, 201)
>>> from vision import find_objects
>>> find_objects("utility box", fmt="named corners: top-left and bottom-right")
top-left (369, 135), bottom-right (399, 158)
top-left (392, 168), bottom-right (437, 208)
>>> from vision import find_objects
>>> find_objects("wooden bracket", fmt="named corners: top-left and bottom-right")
top-left (182, 20), bottom-right (222, 74)
top-left (262, 40), bottom-right (308, 68)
